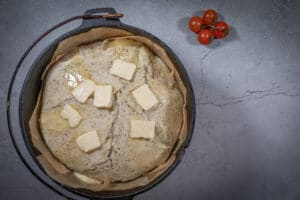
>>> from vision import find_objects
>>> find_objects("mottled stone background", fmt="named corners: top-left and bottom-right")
top-left (0, 0), bottom-right (300, 199)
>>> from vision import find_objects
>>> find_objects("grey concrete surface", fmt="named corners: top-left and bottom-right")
top-left (1, 0), bottom-right (300, 199)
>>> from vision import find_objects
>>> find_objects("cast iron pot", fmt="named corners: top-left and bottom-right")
top-left (7, 8), bottom-right (195, 200)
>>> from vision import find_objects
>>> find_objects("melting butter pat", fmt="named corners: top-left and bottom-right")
top-left (94, 85), bottom-right (114, 108)
top-left (130, 119), bottom-right (155, 139)
top-left (132, 84), bottom-right (159, 110)
top-left (60, 105), bottom-right (82, 127)
top-left (76, 131), bottom-right (101, 153)
top-left (110, 59), bottom-right (136, 80)
top-left (71, 79), bottom-right (95, 103)
top-left (73, 172), bottom-right (102, 184)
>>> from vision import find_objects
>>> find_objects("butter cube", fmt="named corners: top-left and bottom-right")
top-left (76, 131), bottom-right (101, 153)
top-left (130, 120), bottom-right (155, 139)
top-left (94, 85), bottom-right (114, 108)
top-left (72, 79), bottom-right (95, 103)
top-left (110, 59), bottom-right (136, 80)
top-left (61, 104), bottom-right (82, 127)
top-left (73, 172), bottom-right (102, 184)
top-left (132, 84), bottom-right (159, 110)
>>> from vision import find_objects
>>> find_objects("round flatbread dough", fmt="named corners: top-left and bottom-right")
top-left (39, 38), bottom-right (184, 183)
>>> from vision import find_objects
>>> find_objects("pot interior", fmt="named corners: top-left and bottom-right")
top-left (16, 25), bottom-right (195, 199)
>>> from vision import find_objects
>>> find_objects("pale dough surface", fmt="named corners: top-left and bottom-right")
top-left (39, 39), bottom-right (184, 182)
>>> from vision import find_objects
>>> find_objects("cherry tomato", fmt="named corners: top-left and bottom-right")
top-left (203, 9), bottom-right (218, 25)
top-left (213, 21), bottom-right (230, 39)
top-left (188, 16), bottom-right (203, 33)
top-left (197, 29), bottom-right (214, 45)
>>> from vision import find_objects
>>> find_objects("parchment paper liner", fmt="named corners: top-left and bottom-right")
top-left (29, 27), bottom-right (188, 191)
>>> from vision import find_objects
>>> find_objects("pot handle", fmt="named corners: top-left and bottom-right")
top-left (81, 8), bottom-right (122, 28)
